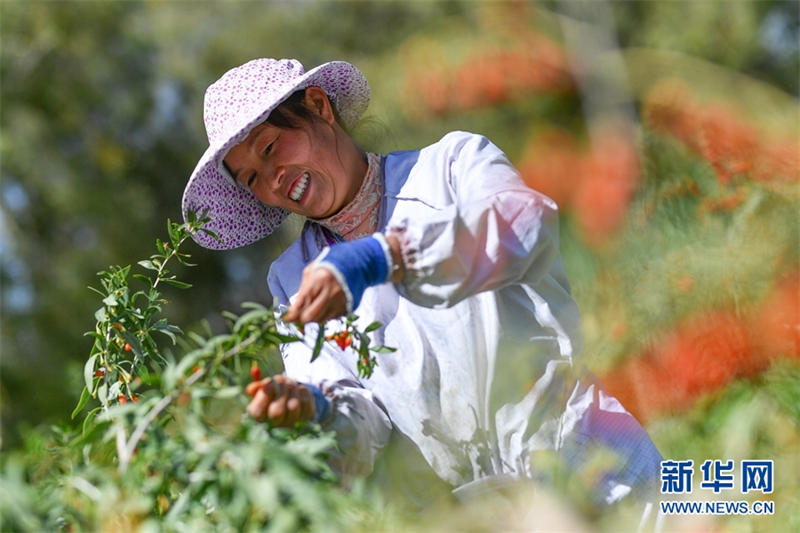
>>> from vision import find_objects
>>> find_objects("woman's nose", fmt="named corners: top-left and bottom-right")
top-left (271, 165), bottom-right (286, 190)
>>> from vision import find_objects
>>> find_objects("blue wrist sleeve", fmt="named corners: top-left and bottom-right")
top-left (300, 382), bottom-right (330, 423)
top-left (314, 234), bottom-right (390, 312)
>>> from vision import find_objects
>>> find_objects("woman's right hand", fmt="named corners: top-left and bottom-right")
top-left (245, 375), bottom-right (315, 426)
top-left (283, 264), bottom-right (348, 325)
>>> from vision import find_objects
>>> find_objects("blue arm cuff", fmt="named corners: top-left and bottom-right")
top-left (314, 235), bottom-right (390, 312)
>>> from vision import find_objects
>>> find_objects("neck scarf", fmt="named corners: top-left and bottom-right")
top-left (314, 152), bottom-right (383, 241)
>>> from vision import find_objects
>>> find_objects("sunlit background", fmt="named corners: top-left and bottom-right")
top-left (1, 1), bottom-right (798, 530)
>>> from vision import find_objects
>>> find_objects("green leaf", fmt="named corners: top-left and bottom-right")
top-left (241, 301), bottom-right (268, 311)
top-left (154, 329), bottom-right (176, 344)
top-left (214, 386), bottom-right (240, 399)
top-left (137, 260), bottom-right (158, 271)
top-left (102, 294), bottom-right (118, 306)
top-left (168, 219), bottom-right (180, 241)
top-left (132, 273), bottom-right (154, 286)
top-left (98, 382), bottom-right (108, 407)
top-left (199, 227), bottom-right (221, 242)
top-left (175, 350), bottom-right (203, 378)
top-left (371, 345), bottom-right (397, 353)
top-left (161, 278), bottom-right (192, 289)
top-left (88, 285), bottom-right (105, 297)
top-left (72, 386), bottom-right (91, 419)
top-left (175, 253), bottom-right (197, 267)
top-left (153, 319), bottom-right (182, 344)
top-left (82, 407), bottom-right (102, 435)
top-left (221, 310), bottom-right (239, 322)
top-left (364, 321), bottom-right (382, 333)
top-left (274, 332), bottom-right (301, 343)
top-left (261, 332), bottom-right (293, 346)
top-left (310, 324), bottom-right (325, 363)
top-left (84, 354), bottom-right (99, 392)
top-left (94, 307), bottom-right (107, 322)
top-left (187, 331), bottom-right (208, 346)
top-left (234, 308), bottom-right (270, 332)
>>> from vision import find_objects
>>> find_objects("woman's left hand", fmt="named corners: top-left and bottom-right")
top-left (245, 375), bottom-right (316, 426)
top-left (283, 263), bottom-right (347, 324)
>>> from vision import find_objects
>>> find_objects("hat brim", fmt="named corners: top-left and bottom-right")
top-left (181, 60), bottom-right (369, 250)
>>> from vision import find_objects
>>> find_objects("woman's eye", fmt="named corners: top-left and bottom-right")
top-left (246, 173), bottom-right (256, 188)
top-left (264, 135), bottom-right (278, 155)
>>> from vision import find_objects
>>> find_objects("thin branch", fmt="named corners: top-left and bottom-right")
top-left (118, 326), bottom-right (266, 471)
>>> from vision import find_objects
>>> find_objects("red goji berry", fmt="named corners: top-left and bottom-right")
top-left (131, 395), bottom-right (139, 403)
top-left (250, 363), bottom-right (262, 381)
top-left (119, 395), bottom-right (127, 405)
top-left (124, 343), bottom-right (132, 352)
top-left (95, 370), bottom-right (104, 377)
top-left (112, 322), bottom-right (122, 330)
top-left (339, 331), bottom-right (352, 349)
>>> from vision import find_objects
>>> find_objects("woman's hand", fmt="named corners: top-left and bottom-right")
top-left (283, 264), bottom-right (348, 324)
top-left (283, 234), bottom-right (404, 325)
top-left (245, 375), bottom-right (316, 426)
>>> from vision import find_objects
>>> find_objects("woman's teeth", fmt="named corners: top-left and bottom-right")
top-left (289, 173), bottom-right (309, 201)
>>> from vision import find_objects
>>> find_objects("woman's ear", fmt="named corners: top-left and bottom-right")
top-left (303, 86), bottom-right (336, 125)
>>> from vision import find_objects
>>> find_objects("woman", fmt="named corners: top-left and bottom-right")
top-left (182, 58), bottom-right (662, 510)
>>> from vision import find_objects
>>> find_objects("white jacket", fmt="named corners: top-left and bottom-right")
top-left (268, 131), bottom-right (661, 505)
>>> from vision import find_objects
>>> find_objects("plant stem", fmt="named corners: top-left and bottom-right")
top-left (117, 325), bottom-right (265, 471)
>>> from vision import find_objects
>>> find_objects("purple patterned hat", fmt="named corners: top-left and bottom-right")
top-left (181, 58), bottom-right (370, 250)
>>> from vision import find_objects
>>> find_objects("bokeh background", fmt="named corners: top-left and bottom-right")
top-left (1, 1), bottom-right (798, 530)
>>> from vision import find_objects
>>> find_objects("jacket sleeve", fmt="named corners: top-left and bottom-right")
top-left (387, 131), bottom-right (561, 308)
top-left (268, 264), bottom-right (393, 480)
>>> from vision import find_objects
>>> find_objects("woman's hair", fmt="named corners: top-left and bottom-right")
top-left (266, 88), bottom-right (346, 131)
top-left (265, 89), bottom-right (315, 129)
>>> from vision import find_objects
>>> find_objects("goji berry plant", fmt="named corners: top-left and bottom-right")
top-left (0, 213), bottom-right (393, 532)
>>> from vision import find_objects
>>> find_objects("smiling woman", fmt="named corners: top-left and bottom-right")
top-left (181, 58), bottom-right (663, 518)
top-left (223, 87), bottom-right (367, 221)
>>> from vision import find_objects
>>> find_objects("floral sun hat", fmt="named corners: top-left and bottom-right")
top-left (181, 58), bottom-right (370, 250)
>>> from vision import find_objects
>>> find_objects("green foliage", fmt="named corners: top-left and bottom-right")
top-left (0, 217), bottom-right (387, 532)
top-left (2, 1), bottom-right (798, 531)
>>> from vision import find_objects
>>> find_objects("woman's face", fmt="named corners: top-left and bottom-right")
top-left (223, 87), bottom-right (364, 220)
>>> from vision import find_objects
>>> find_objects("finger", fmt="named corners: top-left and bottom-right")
top-left (283, 295), bottom-right (305, 323)
top-left (285, 267), bottom-right (313, 321)
top-left (309, 270), bottom-right (347, 321)
top-left (247, 388), bottom-right (269, 421)
top-left (297, 385), bottom-right (315, 422)
top-left (302, 269), bottom-right (346, 322)
top-left (285, 388), bottom-right (303, 425)
top-left (267, 383), bottom-right (290, 426)
top-left (306, 298), bottom-right (347, 324)
top-left (246, 380), bottom-right (260, 396)
top-left (245, 377), bottom-right (269, 397)
top-left (285, 274), bottom-right (323, 324)
top-left (326, 290), bottom-right (348, 321)
top-left (299, 287), bottom-right (333, 324)
top-left (246, 375), bottom-right (277, 397)
top-left (262, 377), bottom-right (282, 405)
